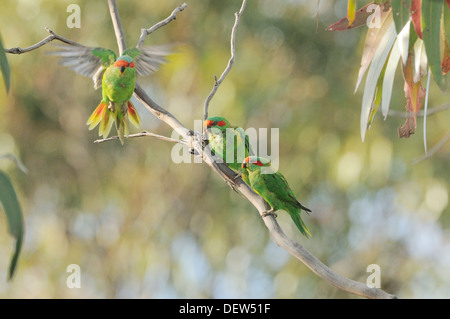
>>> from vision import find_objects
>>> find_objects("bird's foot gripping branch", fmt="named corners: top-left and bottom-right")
top-left (4, 0), bottom-right (396, 299)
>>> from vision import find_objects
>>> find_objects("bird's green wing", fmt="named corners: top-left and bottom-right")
top-left (122, 48), bottom-right (140, 59)
top-left (91, 47), bottom-right (117, 67)
top-left (50, 45), bottom-right (116, 89)
top-left (261, 171), bottom-right (311, 237)
top-left (234, 127), bottom-right (254, 157)
top-left (123, 45), bottom-right (171, 76)
top-left (220, 127), bottom-right (250, 171)
top-left (259, 171), bottom-right (308, 211)
top-left (274, 172), bottom-right (311, 212)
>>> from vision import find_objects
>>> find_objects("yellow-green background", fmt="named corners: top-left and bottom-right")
top-left (0, 0), bottom-right (448, 298)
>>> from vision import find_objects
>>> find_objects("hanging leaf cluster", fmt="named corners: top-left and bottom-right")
top-left (328, 0), bottom-right (449, 141)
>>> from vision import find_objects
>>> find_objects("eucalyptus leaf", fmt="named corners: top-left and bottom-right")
top-left (0, 171), bottom-right (24, 280)
top-left (361, 18), bottom-right (397, 141)
top-left (421, 0), bottom-right (446, 90)
top-left (0, 33), bottom-right (11, 92)
top-left (397, 19), bottom-right (412, 65)
top-left (391, 0), bottom-right (412, 34)
top-left (381, 38), bottom-right (402, 118)
top-left (355, 8), bottom-right (393, 93)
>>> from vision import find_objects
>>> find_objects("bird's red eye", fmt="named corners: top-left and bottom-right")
top-left (217, 120), bottom-right (226, 127)
top-left (204, 120), bottom-right (214, 127)
top-left (129, 62), bottom-right (135, 68)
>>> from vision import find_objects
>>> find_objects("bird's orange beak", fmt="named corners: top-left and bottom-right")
top-left (115, 60), bottom-right (129, 75)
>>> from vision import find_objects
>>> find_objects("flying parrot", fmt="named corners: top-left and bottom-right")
top-left (204, 116), bottom-right (254, 172)
top-left (51, 44), bottom-right (170, 144)
top-left (241, 156), bottom-right (312, 238)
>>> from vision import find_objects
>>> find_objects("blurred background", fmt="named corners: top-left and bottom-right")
top-left (0, 0), bottom-right (448, 298)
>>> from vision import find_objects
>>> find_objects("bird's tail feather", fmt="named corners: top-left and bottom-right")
top-left (127, 101), bottom-right (141, 128)
top-left (296, 200), bottom-right (312, 214)
top-left (86, 100), bottom-right (141, 144)
top-left (114, 109), bottom-right (125, 145)
top-left (87, 101), bottom-right (107, 130)
top-left (86, 101), bottom-right (114, 138)
top-left (99, 108), bottom-right (113, 139)
top-left (290, 210), bottom-right (311, 238)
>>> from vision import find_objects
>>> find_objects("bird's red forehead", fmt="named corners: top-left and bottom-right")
top-left (244, 157), bottom-right (263, 166)
top-left (204, 120), bottom-right (214, 127)
top-left (114, 59), bottom-right (129, 68)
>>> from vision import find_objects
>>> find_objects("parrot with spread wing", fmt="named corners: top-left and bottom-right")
top-left (204, 116), bottom-right (254, 171)
top-left (51, 44), bottom-right (170, 144)
top-left (241, 156), bottom-right (312, 238)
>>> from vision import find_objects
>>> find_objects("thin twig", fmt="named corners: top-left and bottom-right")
top-left (136, 3), bottom-right (188, 48)
top-left (94, 131), bottom-right (185, 144)
top-left (387, 102), bottom-right (450, 118)
top-left (202, 145), bottom-right (396, 299)
top-left (412, 131), bottom-right (450, 164)
top-left (107, 0), bottom-right (126, 55)
top-left (133, 83), bottom-right (188, 136)
top-left (4, 27), bottom-right (83, 54)
top-left (105, 0), bottom-right (395, 299)
top-left (202, 0), bottom-right (247, 122)
top-left (4, 0), bottom-right (396, 299)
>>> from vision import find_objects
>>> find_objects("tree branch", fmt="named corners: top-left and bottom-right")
top-left (4, 27), bottom-right (83, 54)
top-left (107, 0), bottom-right (127, 55)
top-left (387, 102), bottom-right (450, 118)
top-left (94, 130), bottom-right (185, 144)
top-left (4, 0), bottom-right (397, 299)
top-left (136, 3), bottom-right (188, 48)
top-left (411, 131), bottom-right (450, 164)
top-left (106, 0), bottom-right (396, 299)
top-left (202, 0), bottom-right (247, 123)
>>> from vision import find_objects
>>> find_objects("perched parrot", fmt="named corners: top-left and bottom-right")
top-left (204, 116), bottom-right (254, 171)
top-left (51, 44), bottom-right (170, 144)
top-left (241, 156), bottom-right (312, 238)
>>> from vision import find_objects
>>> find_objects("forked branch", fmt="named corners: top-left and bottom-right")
top-left (105, 0), bottom-right (395, 299)
top-left (4, 0), bottom-right (396, 299)
top-left (4, 27), bottom-right (83, 54)
top-left (202, 0), bottom-right (247, 122)
top-left (137, 2), bottom-right (188, 48)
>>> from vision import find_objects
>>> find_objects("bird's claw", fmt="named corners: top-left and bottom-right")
top-left (262, 210), bottom-right (277, 218)
top-left (202, 138), bottom-right (209, 149)
top-left (226, 180), bottom-right (238, 193)
top-left (187, 130), bottom-right (195, 137)
top-left (108, 102), bottom-right (115, 112)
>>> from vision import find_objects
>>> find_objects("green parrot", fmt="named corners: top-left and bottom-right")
top-left (241, 156), bottom-right (312, 238)
top-left (51, 44), bottom-right (170, 144)
top-left (204, 116), bottom-right (254, 171)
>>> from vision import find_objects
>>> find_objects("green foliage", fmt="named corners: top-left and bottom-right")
top-left (0, 32), bottom-right (10, 92)
top-left (391, 0), bottom-right (411, 34)
top-left (0, 29), bottom-right (22, 280)
top-left (0, 0), bottom-right (448, 299)
top-left (0, 171), bottom-right (24, 280)
top-left (329, 0), bottom-right (449, 140)
top-left (421, 0), bottom-right (446, 90)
